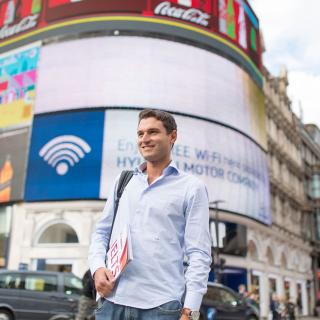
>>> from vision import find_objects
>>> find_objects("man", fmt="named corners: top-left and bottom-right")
top-left (89, 109), bottom-right (211, 320)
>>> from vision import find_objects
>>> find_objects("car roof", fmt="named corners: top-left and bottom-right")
top-left (208, 282), bottom-right (229, 289)
top-left (207, 282), bottom-right (237, 292)
top-left (0, 270), bottom-right (76, 276)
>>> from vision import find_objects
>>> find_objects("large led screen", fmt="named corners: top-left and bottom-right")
top-left (0, 43), bottom-right (40, 130)
top-left (0, 127), bottom-right (30, 203)
top-left (34, 36), bottom-right (266, 149)
top-left (25, 111), bottom-right (104, 201)
top-left (0, 0), bottom-right (261, 71)
top-left (100, 110), bottom-right (271, 224)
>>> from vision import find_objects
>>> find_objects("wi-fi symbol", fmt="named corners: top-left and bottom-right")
top-left (39, 135), bottom-right (91, 176)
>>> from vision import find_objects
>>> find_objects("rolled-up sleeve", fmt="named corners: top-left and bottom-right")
top-left (88, 178), bottom-right (118, 276)
top-left (183, 180), bottom-right (212, 311)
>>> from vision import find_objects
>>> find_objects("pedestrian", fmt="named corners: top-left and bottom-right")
top-left (89, 109), bottom-right (212, 320)
top-left (286, 299), bottom-right (295, 320)
top-left (270, 293), bottom-right (280, 320)
top-left (75, 269), bottom-right (96, 320)
top-left (238, 284), bottom-right (247, 299)
top-left (315, 298), bottom-right (320, 317)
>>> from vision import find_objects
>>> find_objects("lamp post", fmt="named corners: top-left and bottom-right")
top-left (209, 200), bottom-right (225, 283)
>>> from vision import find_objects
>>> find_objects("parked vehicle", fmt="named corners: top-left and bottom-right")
top-left (0, 270), bottom-right (82, 320)
top-left (200, 282), bottom-right (260, 320)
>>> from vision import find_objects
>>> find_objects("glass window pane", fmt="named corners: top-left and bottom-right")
top-left (24, 274), bottom-right (58, 292)
top-left (0, 273), bottom-right (23, 289)
top-left (64, 274), bottom-right (82, 295)
top-left (220, 288), bottom-right (238, 305)
top-left (205, 286), bottom-right (221, 302)
top-left (38, 223), bottom-right (79, 244)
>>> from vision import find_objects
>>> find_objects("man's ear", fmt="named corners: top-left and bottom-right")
top-left (170, 130), bottom-right (177, 145)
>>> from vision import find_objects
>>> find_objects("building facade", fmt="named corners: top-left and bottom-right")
top-left (254, 67), bottom-right (313, 317)
top-left (300, 122), bottom-right (320, 307)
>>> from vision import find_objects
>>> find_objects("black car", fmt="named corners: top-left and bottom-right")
top-left (200, 282), bottom-right (260, 320)
top-left (0, 270), bottom-right (82, 320)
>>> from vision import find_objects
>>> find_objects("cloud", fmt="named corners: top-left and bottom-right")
top-left (288, 72), bottom-right (320, 126)
top-left (249, 0), bottom-right (320, 127)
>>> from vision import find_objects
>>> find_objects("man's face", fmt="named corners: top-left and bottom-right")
top-left (137, 117), bottom-right (177, 163)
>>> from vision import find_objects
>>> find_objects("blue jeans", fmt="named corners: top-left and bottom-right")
top-left (95, 298), bottom-right (182, 320)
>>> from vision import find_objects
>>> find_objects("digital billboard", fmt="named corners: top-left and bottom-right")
top-left (0, 0), bottom-right (261, 76)
top-left (25, 111), bottom-right (104, 201)
top-left (0, 127), bottom-right (30, 203)
top-left (0, 42), bottom-right (40, 130)
top-left (100, 110), bottom-right (271, 224)
top-left (34, 36), bottom-right (266, 149)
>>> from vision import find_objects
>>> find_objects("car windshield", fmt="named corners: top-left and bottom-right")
top-left (64, 274), bottom-right (82, 295)
top-left (205, 285), bottom-right (239, 306)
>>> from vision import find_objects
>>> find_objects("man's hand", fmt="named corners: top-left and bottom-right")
top-left (180, 307), bottom-right (191, 320)
top-left (94, 267), bottom-right (115, 298)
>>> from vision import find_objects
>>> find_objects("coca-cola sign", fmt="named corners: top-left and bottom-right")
top-left (154, 1), bottom-right (210, 27)
top-left (0, 14), bottom-right (38, 40)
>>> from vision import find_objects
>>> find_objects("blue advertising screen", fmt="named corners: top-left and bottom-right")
top-left (25, 111), bottom-right (104, 201)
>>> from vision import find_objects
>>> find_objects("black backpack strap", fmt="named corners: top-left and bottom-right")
top-left (110, 170), bottom-right (134, 237)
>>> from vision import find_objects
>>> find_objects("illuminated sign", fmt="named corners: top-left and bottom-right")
top-left (34, 37), bottom-right (266, 149)
top-left (0, 0), bottom-right (261, 74)
top-left (154, 1), bottom-right (211, 27)
top-left (0, 0), bottom-right (41, 39)
top-left (100, 110), bottom-right (271, 224)
top-left (25, 111), bottom-right (104, 201)
top-left (0, 127), bottom-right (30, 203)
top-left (0, 43), bottom-right (40, 130)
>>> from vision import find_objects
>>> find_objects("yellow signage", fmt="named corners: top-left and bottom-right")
top-left (0, 94), bottom-right (33, 128)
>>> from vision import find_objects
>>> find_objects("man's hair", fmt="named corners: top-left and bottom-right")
top-left (138, 109), bottom-right (177, 134)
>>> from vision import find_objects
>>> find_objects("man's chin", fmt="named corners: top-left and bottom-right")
top-left (142, 154), bottom-right (156, 162)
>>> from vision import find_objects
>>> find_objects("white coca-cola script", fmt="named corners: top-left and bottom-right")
top-left (154, 1), bottom-right (210, 27)
top-left (0, 14), bottom-right (39, 40)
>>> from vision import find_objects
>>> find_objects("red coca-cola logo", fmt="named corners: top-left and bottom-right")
top-left (154, 1), bottom-right (211, 27)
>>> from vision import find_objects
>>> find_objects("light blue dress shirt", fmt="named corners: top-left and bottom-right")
top-left (88, 161), bottom-right (211, 311)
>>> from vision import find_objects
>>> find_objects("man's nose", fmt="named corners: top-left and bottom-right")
top-left (140, 133), bottom-right (150, 143)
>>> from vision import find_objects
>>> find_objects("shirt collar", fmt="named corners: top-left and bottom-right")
top-left (134, 160), bottom-right (180, 176)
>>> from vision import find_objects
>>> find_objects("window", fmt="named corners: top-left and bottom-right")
top-left (0, 273), bottom-right (23, 289)
top-left (205, 286), bottom-right (238, 306)
top-left (248, 240), bottom-right (258, 261)
top-left (24, 274), bottom-right (58, 292)
top-left (316, 209), bottom-right (320, 241)
top-left (64, 274), bottom-right (82, 295)
top-left (311, 174), bottom-right (320, 199)
top-left (281, 253), bottom-right (287, 269)
top-left (219, 288), bottom-right (238, 306)
top-left (38, 223), bottom-right (79, 244)
top-left (266, 247), bottom-right (274, 265)
top-left (205, 286), bottom-right (221, 301)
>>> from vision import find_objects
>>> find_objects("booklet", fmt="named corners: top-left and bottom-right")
top-left (107, 224), bottom-right (133, 280)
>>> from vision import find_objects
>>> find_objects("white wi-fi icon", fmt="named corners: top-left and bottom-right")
top-left (39, 135), bottom-right (91, 176)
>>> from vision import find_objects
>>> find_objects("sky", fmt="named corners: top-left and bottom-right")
top-left (249, 0), bottom-right (320, 128)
